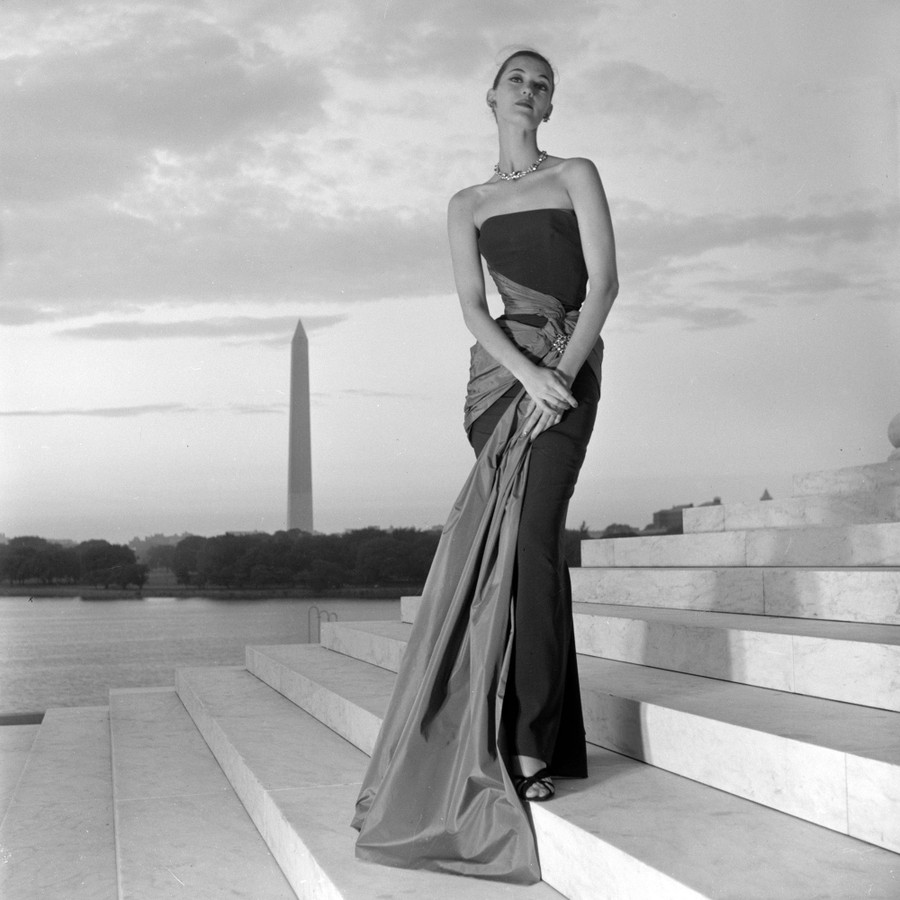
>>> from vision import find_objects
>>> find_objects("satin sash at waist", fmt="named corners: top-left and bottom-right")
top-left (463, 268), bottom-right (603, 433)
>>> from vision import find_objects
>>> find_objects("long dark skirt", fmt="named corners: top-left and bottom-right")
top-left (468, 363), bottom-right (599, 776)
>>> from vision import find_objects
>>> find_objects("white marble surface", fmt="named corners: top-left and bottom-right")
top-left (0, 796), bottom-right (117, 900)
top-left (401, 595), bottom-right (423, 622)
top-left (534, 745), bottom-right (900, 899)
top-left (574, 608), bottom-right (796, 692)
top-left (177, 665), bottom-right (559, 899)
top-left (577, 654), bottom-right (900, 851)
top-left (582, 523), bottom-right (900, 568)
top-left (683, 489), bottom-right (900, 533)
top-left (116, 791), bottom-right (294, 900)
top-left (400, 594), bottom-right (419, 624)
top-left (320, 619), bottom-right (408, 672)
top-left (570, 566), bottom-right (765, 614)
top-left (246, 644), bottom-right (391, 755)
top-left (0, 706), bottom-right (117, 900)
top-left (241, 634), bottom-right (900, 853)
top-left (682, 505), bottom-right (726, 533)
top-left (792, 637), bottom-right (900, 710)
top-left (0, 724), bottom-right (38, 821)
top-left (110, 686), bottom-right (295, 900)
top-left (846, 755), bottom-right (900, 853)
top-left (762, 568), bottom-right (900, 624)
top-left (176, 665), bottom-right (900, 899)
top-left (570, 564), bottom-right (900, 625)
top-left (746, 523), bottom-right (900, 566)
top-left (109, 688), bottom-right (229, 802)
top-left (584, 531), bottom-right (748, 567)
top-left (572, 604), bottom-right (899, 710)
top-left (306, 616), bottom-right (900, 744)
top-left (793, 460), bottom-right (900, 497)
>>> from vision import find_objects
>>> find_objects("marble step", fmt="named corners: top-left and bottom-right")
top-left (177, 664), bottom-right (899, 900)
top-left (580, 522), bottom-right (900, 568)
top-left (176, 665), bottom-right (562, 899)
top-left (0, 707), bottom-right (118, 899)
top-left (683, 488), bottom-right (900, 533)
top-left (568, 566), bottom-right (900, 625)
top-left (0, 723), bottom-right (39, 822)
top-left (391, 601), bottom-right (900, 710)
top-left (108, 685), bottom-right (295, 899)
top-left (793, 460), bottom-right (900, 498)
top-left (287, 629), bottom-right (900, 853)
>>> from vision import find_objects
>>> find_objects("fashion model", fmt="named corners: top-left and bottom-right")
top-left (353, 48), bottom-right (618, 885)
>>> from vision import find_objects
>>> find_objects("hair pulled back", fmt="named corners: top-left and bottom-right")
top-left (492, 48), bottom-right (557, 96)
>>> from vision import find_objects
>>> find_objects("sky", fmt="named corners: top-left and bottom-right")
top-left (1, 0), bottom-right (898, 544)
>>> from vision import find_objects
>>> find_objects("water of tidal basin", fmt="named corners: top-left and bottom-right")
top-left (0, 596), bottom-right (399, 717)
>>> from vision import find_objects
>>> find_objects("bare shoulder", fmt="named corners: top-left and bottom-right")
top-left (448, 185), bottom-right (481, 217)
top-left (448, 184), bottom-right (497, 233)
top-left (555, 156), bottom-right (603, 188)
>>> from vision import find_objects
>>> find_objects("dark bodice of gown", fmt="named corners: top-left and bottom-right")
top-left (477, 208), bottom-right (587, 310)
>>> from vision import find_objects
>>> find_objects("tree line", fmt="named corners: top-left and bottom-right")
top-left (167, 528), bottom-right (442, 590)
top-left (1, 525), bottom-right (590, 592)
top-left (0, 537), bottom-right (147, 588)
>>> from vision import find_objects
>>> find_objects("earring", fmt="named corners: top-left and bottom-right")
top-left (543, 115), bottom-right (550, 122)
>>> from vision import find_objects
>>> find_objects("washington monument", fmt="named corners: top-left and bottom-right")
top-left (287, 319), bottom-right (313, 532)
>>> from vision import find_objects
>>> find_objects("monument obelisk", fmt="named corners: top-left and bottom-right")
top-left (287, 319), bottom-right (313, 532)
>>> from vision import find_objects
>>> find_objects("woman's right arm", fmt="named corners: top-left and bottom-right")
top-left (447, 191), bottom-right (576, 418)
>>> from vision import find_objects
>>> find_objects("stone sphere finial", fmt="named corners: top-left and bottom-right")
top-left (889, 413), bottom-right (900, 460)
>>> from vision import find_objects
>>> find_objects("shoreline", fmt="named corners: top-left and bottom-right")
top-left (0, 585), bottom-right (417, 601)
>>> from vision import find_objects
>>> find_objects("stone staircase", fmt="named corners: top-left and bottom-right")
top-left (2, 450), bottom-right (899, 898)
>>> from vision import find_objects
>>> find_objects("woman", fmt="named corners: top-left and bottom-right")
top-left (352, 49), bottom-right (618, 885)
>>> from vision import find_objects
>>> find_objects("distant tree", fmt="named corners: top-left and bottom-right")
top-left (1, 537), bottom-right (51, 584)
top-left (0, 537), bottom-right (80, 585)
top-left (307, 558), bottom-right (344, 591)
top-left (77, 540), bottom-right (136, 587)
top-left (172, 536), bottom-right (208, 585)
top-left (112, 563), bottom-right (149, 589)
top-left (599, 523), bottom-right (639, 539)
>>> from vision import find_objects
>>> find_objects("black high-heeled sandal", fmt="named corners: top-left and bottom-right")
top-left (513, 767), bottom-right (555, 802)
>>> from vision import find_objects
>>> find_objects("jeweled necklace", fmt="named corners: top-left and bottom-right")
top-left (494, 150), bottom-right (548, 182)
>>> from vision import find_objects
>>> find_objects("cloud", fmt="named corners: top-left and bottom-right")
top-left (0, 403), bottom-right (195, 418)
top-left (0, 400), bottom-right (290, 417)
top-left (338, 388), bottom-right (424, 399)
top-left (232, 403), bottom-right (287, 415)
top-left (590, 61), bottom-right (720, 125)
top-left (615, 200), bottom-right (900, 273)
top-left (333, 0), bottom-right (604, 79)
top-left (0, 304), bottom-right (57, 326)
top-left (3, 200), bottom-right (448, 318)
top-left (56, 314), bottom-right (346, 341)
top-left (0, 5), bottom-right (329, 204)
top-left (625, 303), bottom-right (752, 330)
top-left (612, 201), bottom-right (900, 330)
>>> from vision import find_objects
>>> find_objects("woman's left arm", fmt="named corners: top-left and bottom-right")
top-left (520, 158), bottom-right (618, 441)
top-left (555, 157), bottom-right (618, 386)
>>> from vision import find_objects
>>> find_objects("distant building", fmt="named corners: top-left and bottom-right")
top-left (644, 503), bottom-right (693, 535)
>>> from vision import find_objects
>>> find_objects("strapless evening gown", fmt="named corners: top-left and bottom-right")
top-left (352, 208), bottom-right (603, 884)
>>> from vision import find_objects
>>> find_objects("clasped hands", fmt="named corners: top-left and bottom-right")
top-left (519, 364), bottom-right (577, 442)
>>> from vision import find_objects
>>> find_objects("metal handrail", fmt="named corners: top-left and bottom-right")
top-left (307, 604), bottom-right (338, 643)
